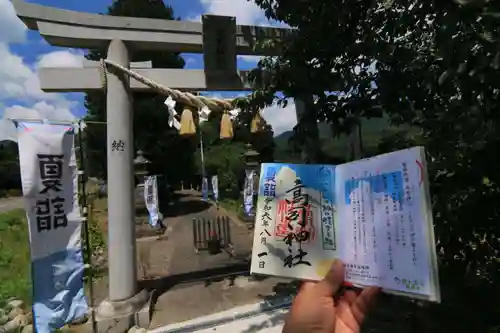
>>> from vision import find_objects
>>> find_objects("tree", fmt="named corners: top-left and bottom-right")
top-left (248, 0), bottom-right (500, 331)
top-left (192, 110), bottom-right (275, 198)
top-left (0, 142), bottom-right (21, 196)
top-left (83, 0), bottom-right (196, 186)
top-left (233, 109), bottom-right (276, 163)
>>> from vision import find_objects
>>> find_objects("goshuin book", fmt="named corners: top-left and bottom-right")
top-left (250, 146), bottom-right (440, 302)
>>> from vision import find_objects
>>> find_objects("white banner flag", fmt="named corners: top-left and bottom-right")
top-left (144, 175), bottom-right (160, 228)
top-left (17, 122), bottom-right (88, 333)
top-left (202, 176), bottom-right (209, 201)
top-left (243, 170), bottom-right (255, 216)
top-left (211, 175), bottom-right (219, 202)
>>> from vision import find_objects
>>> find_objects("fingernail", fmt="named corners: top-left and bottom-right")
top-left (332, 259), bottom-right (344, 268)
top-left (329, 259), bottom-right (345, 280)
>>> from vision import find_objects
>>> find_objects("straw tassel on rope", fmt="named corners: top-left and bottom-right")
top-left (180, 106), bottom-right (197, 135)
top-left (220, 112), bottom-right (234, 139)
top-left (100, 59), bottom-right (260, 138)
top-left (250, 111), bottom-right (265, 133)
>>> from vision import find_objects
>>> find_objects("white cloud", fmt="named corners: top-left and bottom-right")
top-left (0, 43), bottom-right (34, 99)
top-left (37, 50), bottom-right (84, 68)
top-left (182, 54), bottom-right (199, 67)
top-left (199, 91), bottom-right (296, 135)
top-left (0, 42), bottom-right (83, 120)
top-left (0, 0), bottom-right (27, 44)
top-left (4, 101), bottom-right (78, 123)
top-left (238, 55), bottom-right (261, 64)
top-left (185, 58), bottom-right (197, 66)
top-left (185, 14), bottom-right (202, 22)
top-left (262, 101), bottom-right (297, 135)
top-left (197, 0), bottom-right (269, 26)
top-left (12, 49), bottom-right (83, 100)
top-left (200, 90), bottom-right (296, 135)
top-left (0, 0), bottom-right (84, 128)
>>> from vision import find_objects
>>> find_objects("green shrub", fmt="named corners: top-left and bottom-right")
top-left (0, 210), bottom-right (31, 306)
top-left (6, 189), bottom-right (22, 197)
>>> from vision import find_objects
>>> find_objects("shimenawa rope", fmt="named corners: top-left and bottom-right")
top-left (99, 58), bottom-right (237, 112)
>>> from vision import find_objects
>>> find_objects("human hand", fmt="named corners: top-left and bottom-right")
top-left (282, 260), bottom-right (379, 333)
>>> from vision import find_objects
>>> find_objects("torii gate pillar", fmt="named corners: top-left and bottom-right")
top-left (97, 39), bottom-right (149, 319)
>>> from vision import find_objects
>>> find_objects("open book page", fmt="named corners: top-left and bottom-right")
top-left (335, 146), bottom-right (440, 302)
top-left (250, 163), bottom-right (339, 281)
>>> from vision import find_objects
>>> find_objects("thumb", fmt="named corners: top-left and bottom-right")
top-left (315, 259), bottom-right (345, 296)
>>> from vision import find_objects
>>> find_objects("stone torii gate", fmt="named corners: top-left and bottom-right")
top-left (12, 0), bottom-right (291, 328)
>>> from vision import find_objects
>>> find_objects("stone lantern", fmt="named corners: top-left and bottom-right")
top-left (244, 143), bottom-right (260, 187)
top-left (134, 150), bottom-right (150, 208)
top-left (134, 150), bottom-right (150, 186)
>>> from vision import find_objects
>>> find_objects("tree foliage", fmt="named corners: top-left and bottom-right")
top-left (192, 110), bottom-right (275, 198)
top-left (249, 0), bottom-right (500, 331)
top-left (83, 0), bottom-right (195, 185)
top-left (80, 0), bottom-right (278, 200)
top-left (0, 142), bottom-right (21, 197)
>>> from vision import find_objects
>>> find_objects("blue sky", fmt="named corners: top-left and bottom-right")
top-left (0, 0), bottom-right (297, 137)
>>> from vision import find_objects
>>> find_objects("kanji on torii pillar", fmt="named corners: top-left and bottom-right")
top-left (12, 0), bottom-right (291, 328)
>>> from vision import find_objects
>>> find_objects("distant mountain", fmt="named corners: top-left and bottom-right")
top-left (274, 116), bottom-right (410, 161)
top-left (275, 130), bottom-right (293, 143)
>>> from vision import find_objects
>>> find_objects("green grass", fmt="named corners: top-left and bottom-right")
top-left (87, 199), bottom-right (106, 257)
top-left (0, 202), bottom-right (106, 309)
top-left (219, 198), bottom-right (239, 212)
top-left (219, 198), bottom-right (247, 220)
top-left (84, 200), bottom-right (107, 281)
top-left (0, 209), bottom-right (32, 307)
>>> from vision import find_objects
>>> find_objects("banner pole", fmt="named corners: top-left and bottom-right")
top-left (77, 120), bottom-right (97, 332)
